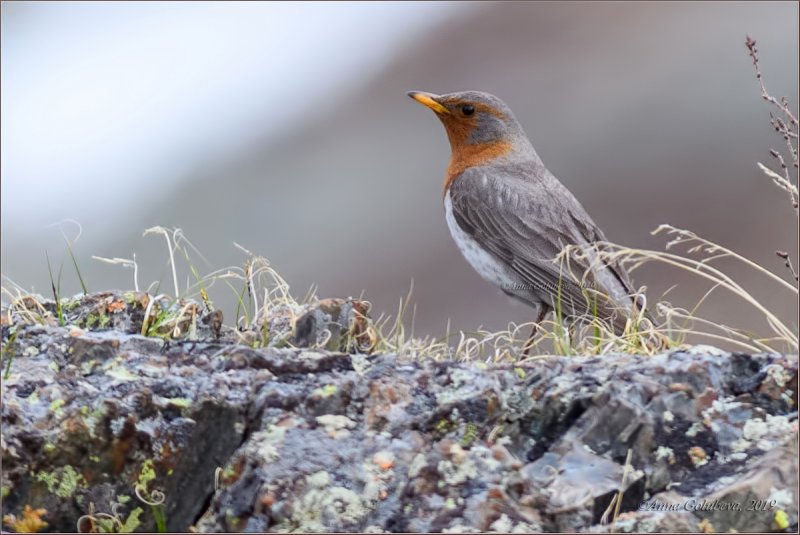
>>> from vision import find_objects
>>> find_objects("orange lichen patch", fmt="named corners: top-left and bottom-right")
top-left (364, 380), bottom-right (412, 429)
top-left (688, 446), bottom-right (708, 467)
top-left (159, 441), bottom-right (179, 472)
top-left (69, 326), bottom-right (85, 337)
top-left (111, 417), bottom-right (136, 474)
top-left (3, 505), bottom-right (49, 533)
top-left (373, 451), bottom-right (394, 471)
top-left (223, 457), bottom-right (246, 486)
top-left (491, 445), bottom-right (509, 461)
top-left (106, 300), bottom-right (126, 314)
top-left (260, 492), bottom-right (275, 509)
top-left (63, 415), bottom-right (89, 435)
top-left (695, 388), bottom-right (717, 413)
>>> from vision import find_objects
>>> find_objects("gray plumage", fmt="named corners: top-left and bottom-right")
top-left (448, 164), bottom-right (641, 332)
top-left (409, 89), bottom-right (647, 333)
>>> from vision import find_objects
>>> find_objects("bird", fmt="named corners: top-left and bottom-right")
top-left (407, 90), bottom-right (650, 338)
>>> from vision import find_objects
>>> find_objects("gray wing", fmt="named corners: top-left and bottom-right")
top-left (449, 165), bottom-right (641, 327)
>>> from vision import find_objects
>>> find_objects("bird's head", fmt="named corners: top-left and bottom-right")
top-left (407, 90), bottom-right (530, 152)
top-left (408, 90), bottom-right (538, 191)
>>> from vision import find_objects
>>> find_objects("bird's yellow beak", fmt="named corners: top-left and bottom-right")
top-left (407, 91), bottom-right (450, 115)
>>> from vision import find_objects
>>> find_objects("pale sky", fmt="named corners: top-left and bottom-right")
top-left (1, 1), bottom-right (457, 235)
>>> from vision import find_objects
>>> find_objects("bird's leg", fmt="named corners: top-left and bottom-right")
top-left (522, 306), bottom-right (550, 356)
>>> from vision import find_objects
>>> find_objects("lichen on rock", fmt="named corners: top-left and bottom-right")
top-left (1, 292), bottom-right (798, 532)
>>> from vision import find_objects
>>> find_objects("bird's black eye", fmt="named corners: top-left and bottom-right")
top-left (461, 104), bottom-right (475, 116)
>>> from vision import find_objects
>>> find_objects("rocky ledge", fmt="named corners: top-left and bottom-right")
top-left (1, 292), bottom-right (798, 533)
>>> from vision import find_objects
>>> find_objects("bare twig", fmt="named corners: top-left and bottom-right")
top-left (776, 251), bottom-right (799, 282)
top-left (746, 36), bottom-right (798, 126)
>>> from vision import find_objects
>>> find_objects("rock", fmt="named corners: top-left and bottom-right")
top-left (1, 293), bottom-right (798, 533)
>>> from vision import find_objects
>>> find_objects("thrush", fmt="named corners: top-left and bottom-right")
top-left (408, 90), bottom-right (648, 335)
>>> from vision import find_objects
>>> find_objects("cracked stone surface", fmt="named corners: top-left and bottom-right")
top-left (1, 292), bottom-right (798, 533)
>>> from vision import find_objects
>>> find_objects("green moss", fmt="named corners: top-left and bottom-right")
top-left (166, 398), bottom-right (191, 409)
top-left (434, 418), bottom-right (456, 434)
top-left (222, 465), bottom-right (237, 480)
top-left (83, 311), bottom-right (111, 330)
top-left (145, 308), bottom-right (180, 339)
top-left (1, 484), bottom-right (10, 498)
top-left (36, 465), bottom-right (86, 498)
top-left (43, 443), bottom-right (57, 454)
top-left (313, 384), bottom-right (338, 398)
top-left (224, 508), bottom-right (240, 530)
top-left (460, 422), bottom-right (479, 448)
top-left (96, 517), bottom-right (117, 532)
top-left (57, 466), bottom-right (85, 498)
top-left (121, 507), bottom-right (144, 533)
top-left (138, 459), bottom-right (156, 489)
top-left (106, 367), bottom-right (139, 382)
top-left (117, 494), bottom-right (131, 504)
top-left (514, 367), bottom-right (526, 379)
top-left (49, 398), bottom-right (65, 417)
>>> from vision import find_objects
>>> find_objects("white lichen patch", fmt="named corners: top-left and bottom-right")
top-left (249, 425), bottom-right (287, 463)
top-left (287, 471), bottom-right (371, 531)
top-left (765, 364), bottom-right (792, 388)
top-left (316, 414), bottom-right (356, 438)
top-left (685, 345), bottom-right (727, 356)
top-left (437, 456), bottom-right (478, 486)
top-left (686, 422), bottom-right (705, 438)
top-left (307, 470), bottom-right (331, 488)
top-left (489, 514), bottom-right (514, 533)
top-left (768, 487), bottom-right (794, 509)
top-left (737, 415), bottom-right (796, 452)
top-left (655, 446), bottom-right (676, 464)
top-left (442, 523), bottom-right (479, 533)
top-left (662, 410), bottom-right (675, 423)
top-left (408, 453), bottom-right (427, 478)
top-left (351, 354), bottom-right (371, 375)
top-left (362, 450), bottom-right (396, 504)
top-left (488, 513), bottom-right (537, 533)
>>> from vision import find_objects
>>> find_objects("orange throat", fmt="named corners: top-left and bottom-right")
top-left (444, 140), bottom-right (512, 194)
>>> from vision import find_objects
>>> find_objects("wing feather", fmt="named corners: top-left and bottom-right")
top-left (449, 165), bottom-right (643, 330)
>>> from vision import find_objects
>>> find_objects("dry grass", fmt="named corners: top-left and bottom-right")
top-left (2, 37), bottom-right (796, 362)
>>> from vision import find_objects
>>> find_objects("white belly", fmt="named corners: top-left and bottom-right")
top-left (444, 190), bottom-right (515, 289)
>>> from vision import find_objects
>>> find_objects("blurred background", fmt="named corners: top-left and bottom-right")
top-left (2, 1), bottom-right (798, 342)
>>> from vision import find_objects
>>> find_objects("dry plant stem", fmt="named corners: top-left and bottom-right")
top-left (746, 36), bottom-right (799, 217)
top-left (144, 227), bottom-right (179, 297)
top-left (745, 36), bottom-right (798, 127)
top-left (776, 251), bottom-right (799, 282)
top-left (638, 245), bottom-right (794, 347)
top-left (561, 230), bottom-right (797, 351)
